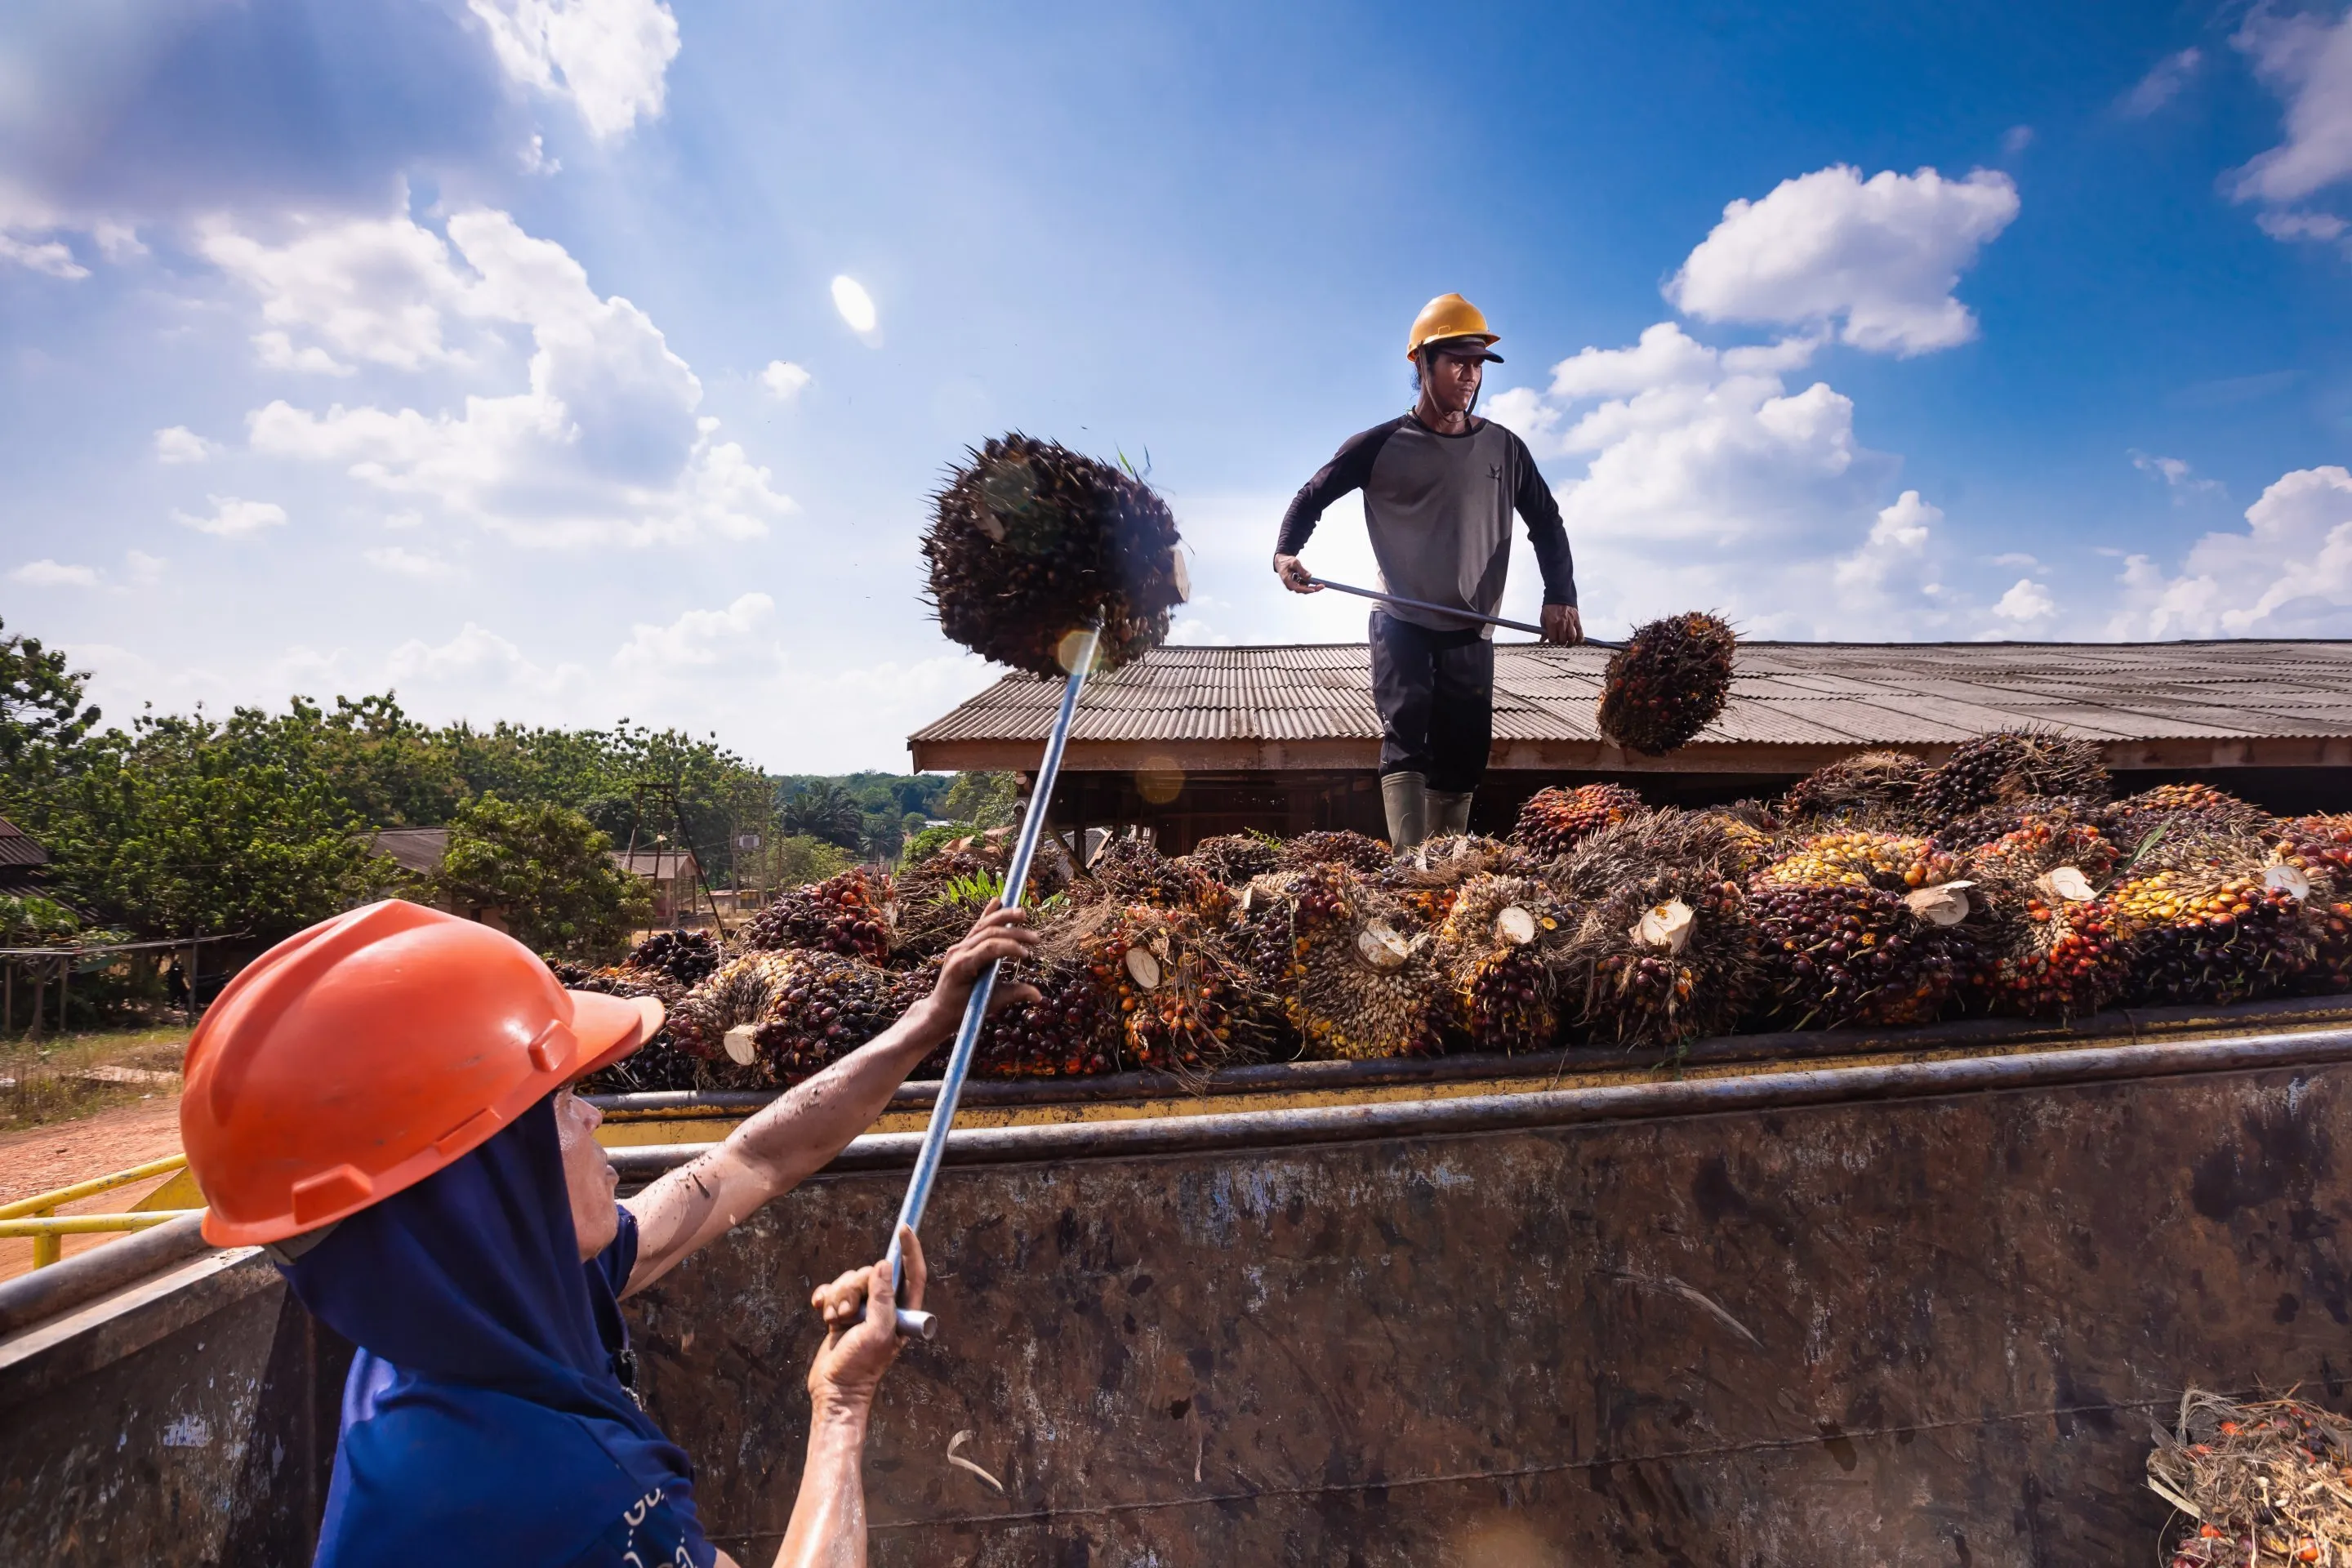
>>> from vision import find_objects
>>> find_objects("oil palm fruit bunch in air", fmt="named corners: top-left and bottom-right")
top-left (923, 433), bottom-right (1187, 675)
top-left (1963, 817), bottom-right (2125, 1020)
top-left (1550, 814), bottom-right (1761, 1049)
top-left (1237, 865), bottom-right (1442, 1060)
top-left (1433, 873), bottom-right (1562, 1054)
top-left (745, 953), bottom-right (924, 1088)
top-left (2273, 814), bottom-right (2352, 991)
top-left (1594, 612), bottom-right (1738, 755)
top-left (1912, 730), bottom-right (2110, 822)
top-left (1277, 829), bottom-right (1395, 873)
top-left (1749, 831), bottom-right (1978, 1029)
top-left (742, 867), bottom-right (898, 962)
top-left (1511, 782), bottom-right (1646, 860)
top-left (2108, 826), bottom-right (2315, 1006)
top-left (1777, 751), bottom-right (1928, 827)
top-left (626, 929), bottom-right (724, 987)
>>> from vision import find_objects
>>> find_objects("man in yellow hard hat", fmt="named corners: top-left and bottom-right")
top-left (1272, 293), bottom-right (1582, 849)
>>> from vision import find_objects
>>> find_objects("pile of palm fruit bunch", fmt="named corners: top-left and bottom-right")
top-left (1595, 611), bottom-right (1738, 755)
top-left (573, 724), bottom-right (2352, 1098)
top-left (2147, 1389), bottom-right (2352, 1567)
top-left (555, 929), bottom-right (717, 1092)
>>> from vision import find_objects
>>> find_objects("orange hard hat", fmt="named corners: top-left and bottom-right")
top-left (181, 899), bottom-right (662, 1248)
top-left (1405, 292), bottom-right (1502, 361)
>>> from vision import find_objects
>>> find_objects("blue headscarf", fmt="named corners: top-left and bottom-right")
top-left (278, 1094), bottom-right (702, 1567)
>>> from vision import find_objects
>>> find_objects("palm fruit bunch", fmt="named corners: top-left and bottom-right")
top-left (1183, 832), bottom-right (1283, 887)
top-left (1749, 831), bottom-right (1979, 1028)
top-left (626, 929), bottom-right (724, 987)
top-left (742, 867), bottom-right (898, 961)
top-left (554, 961), bottom-right (703, 1093)
top-left (1073, 905), bottom-right (1268, 1075)
top-left (1511, 782), bottom-right (1646, 859)
top-left (1912, 730), bottom-right (2110, 822)
top-left (1090, 837), bottom-right (1231, 922)
top-left (2273, 815), bottom-right (2352, 991)
top-left (1962, 817), bottom-right (2125, 1019)
top-left (2102, 782), bottom-right (2274, 858)
top-left (1377, 833), bottom-right (1520, 927)
top-left (1278, 829), bottom-right (1394, 873)
top-left (1936, 795), bottom-right (2105, 853)
top-left (972, 957), bottom-right (1120, 1079)
top-left (1778, 751), bottom-right (1930, 827)
top-left (666, 951), bottom-right (802, 1067)
top-left (744, 953), bottom-right (924, 1088)
top-left (1594, 611), bottom-right (1737, 755)
top-left (2108, 826), bottom-right (2317, 1005)
top-left (1433, 873), bottom-right (1562, 1053)
top-left (1686, 803), bottom-right (1778, 882)
top-left (1237, 865), bottom-right (1441, 1059)
top-left (1551, 814), bottom-right (1761, 1048)
top-left (922, 433), bottom-right (1187, 675)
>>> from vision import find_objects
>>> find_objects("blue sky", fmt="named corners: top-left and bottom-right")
top-left (3, 0), bottom-right (2349, 769)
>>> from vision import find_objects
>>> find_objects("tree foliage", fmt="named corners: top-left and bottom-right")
top-left (779, 780), bottom-right (865, 848)
top-left (430, 794), bottom-right (649, 960)
top-left (0, 617), bottom-right (102, 791)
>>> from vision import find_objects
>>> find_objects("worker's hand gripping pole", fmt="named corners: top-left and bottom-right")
top-left (1306, 577), bottom-right (1624, 649)
top-left (882, 625), bottom-right (1102, 1341)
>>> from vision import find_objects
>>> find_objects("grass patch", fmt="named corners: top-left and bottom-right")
top-left (0, 1022), bottom-right (189, 1133)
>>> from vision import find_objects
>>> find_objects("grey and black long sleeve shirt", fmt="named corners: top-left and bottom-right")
top-left (1275, 414), bottom-right (1576, 637)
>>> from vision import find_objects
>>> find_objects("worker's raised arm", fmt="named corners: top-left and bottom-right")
top-left (619, 905), bottom-right (1041, 1296)
top-left (1505, 427), bottom-right (1577, 613)
top-left (1272, 417), bottom-right (1405, 590)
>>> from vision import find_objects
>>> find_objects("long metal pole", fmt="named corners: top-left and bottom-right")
top-left (881, 626), bottom-right (1101, 1339)
top-left (1306, 577), bottom-right (1624, 648)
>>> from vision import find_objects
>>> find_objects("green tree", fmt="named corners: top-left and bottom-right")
top-left (0, 616), bottom-right (102, 798)
top-left (430, 794), bottom-right (649, 960)
top-left (939, 771), bottom-right (1021, 829)
top-left (769, 833), bottom-right (854, 888)
top-left (780, 781), bottom-right (863, 848)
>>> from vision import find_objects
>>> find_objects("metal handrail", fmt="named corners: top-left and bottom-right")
top-left (0, 1211), bottom-right (202, 1238)
top-left (1, 1154), bottom-right (195, 1268)
top-left (0, 1154), bottom-right (189, 1221)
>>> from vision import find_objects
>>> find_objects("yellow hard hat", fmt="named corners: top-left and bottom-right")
top-left (1405, 292), bottom-right (1502, 362)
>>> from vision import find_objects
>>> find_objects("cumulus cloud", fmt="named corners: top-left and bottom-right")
top-left (1833, 490), bottom-right (1947, 612)
top-left (467, 0), bottom-right (681, 139)
top-left (1666, 165), bottom-right (2020, 355)
top-left (2228, 6), bottom-right (2352, 238)
top-left (831, 275), bottom-right (878, 335)
top-left (0, 231), bottom-right (85, 279)
top-left (611, 591), bottom-right (774, 673)
top-left (1991, 578), bottom-right (2057, 626)
top-left (760, 359), bottom-right (812, 399)
top-left (154, 425), bottom-right (216, 463)
top-left (230, 207), bottom-right (793, 546)
top-left (2122, 47), bottom-right (2203, 117)
top-left (172, 495), bottom-right (287, 538)
top-left (388, 621), bottom-right (588, 698)
top-left (2109, 466), bottom-right (2352, 637)
top-left (11, 559), bottom-right (100, 588)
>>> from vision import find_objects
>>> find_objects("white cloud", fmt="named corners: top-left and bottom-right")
top-left (387, 621), bottom-right (588, 698)
top-left (2229, 7), bottom-right (2352, 216)
top-left (468, 0), bottom-right (680, 140)
top-left (2131, 450), bottom-right (2223, 500)
top-left (91, 220), bottom-right (145, 261)
top-left (1666, 164), bottom-right (2020, 355)
top-left (831, 275), bottom-right (877, 335)
top-left (760, 359), bottom-right (812, 399)
top-left (2122, 48), bottom-right (2203, 117)
top-left (154, 425), bottom-right (216, 463)
top-left (1833, 490), bottom-right (1945, 610)
top-left (234, 207), bottom-right (794, 546)
top-left (2256, 208), bottom-right (2350, 243)
top-left (1991, 578), bottom-right (2056, 626)
top-left (172, 495), bottom-right (287, 538)
top-left (123, 550), bottom-right (167, 586)
top-left (2002, 125), bottom-right (2035, 155)
top-left (203, 212), bottom-right (470, 373)
top-left (0, 232), bottom-right (86, 279)
top-left (363, 545), bottom-right (461, 581)
top-left (2108, 466), bottom-right (2352, 637)
top-left (11, 559), bottom-right (100, 588)
top-left (521, 134), bottom-right (561, 176)
top-left (611, 591), bottom-right (774, 672)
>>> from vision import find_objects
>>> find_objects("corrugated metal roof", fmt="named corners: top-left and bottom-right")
top-left (0, 814), bottom-right (45, 870)
top-left (909, 639), bottom-right (2352, 771)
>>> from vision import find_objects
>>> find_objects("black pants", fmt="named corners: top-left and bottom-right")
top-left (1370, 610), bottom-right (1494, 793)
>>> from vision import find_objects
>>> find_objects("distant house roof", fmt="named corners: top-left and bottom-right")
top-left (367, 827), bottom-right (452, 875)
top-left (0, 816), bottom-right (48, 893)
top-left (908, 639), bottom-right (2352, 776)
top-left (610, 850), bottom-right (700, 880)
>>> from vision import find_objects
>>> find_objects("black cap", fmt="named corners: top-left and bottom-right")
top-left (1423, 335), bottom-right (1503, 364)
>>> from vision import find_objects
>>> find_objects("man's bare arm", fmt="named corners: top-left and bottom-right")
top-left (619, 904), bottom-right (1040, 1296)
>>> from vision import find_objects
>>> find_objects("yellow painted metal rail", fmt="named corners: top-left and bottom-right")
top-left (0, 1154), bottom-right (203, 1268)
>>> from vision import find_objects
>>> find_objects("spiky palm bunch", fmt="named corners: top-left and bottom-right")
top-left (923, 434), bottom-right (1187, 675)
top-left (743, 953), bottom-right (924, 1087)
top-left (742, 867), bottom-right (898, 960)
top-left (1753, 831), bottom-right (1961, 894)
top-left (1511, 782), bottom-right (1646, 859)
top-left (1183, 832), bottom-right (1283, 886)
top-left (1433, 873), bottom-right (1563, 1053)
top-left (1778, 751), bottom-right (1930, 827)
top-left (2274, 815), bottom-right (2352, 991)
top-left (667, 951), bottom-right (803, 1062)
top-left (973, 958), bottom-right (1120, 1080)
top-left (1236, 865), bottom-right (1441, 1060)
top-left (2101, 783), bottom-right (2275, 861)
top-left (1549, 816), bottom-right (1762, 1048)
top-left (1595, 612), bottom-right (1737, 755)
top-left (1913, 730), bottom-right (2110, 822)
top-left (1089, 838), bottom-right (1232, 921)
top-left (1962, 818), bottom-right (2126, 1019)
top-left (1278, 829), bottom-right (1394, 873)
top-left (1067, 904), bottom-right (1273, 1075)
top-left (626, 929), bottom-right (724, 988)
top-left (2108, 824), bottom-right (2316, 1005)
top-left (1749, 832), bottom-right (1978, 1029)
top-left (556, 961), bottom-right (706, 1093)
top-left (1936, 795), bottom-right (2105, 853)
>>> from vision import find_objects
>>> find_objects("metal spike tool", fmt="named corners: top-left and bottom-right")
top-left (880, 624), bottom-right (1102, 1340)
top-left (1306, 577), bottom-right (1624, 648)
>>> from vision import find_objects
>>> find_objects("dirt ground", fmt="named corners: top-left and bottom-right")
top-left (0, 1094), bottom-right (189, 1283)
